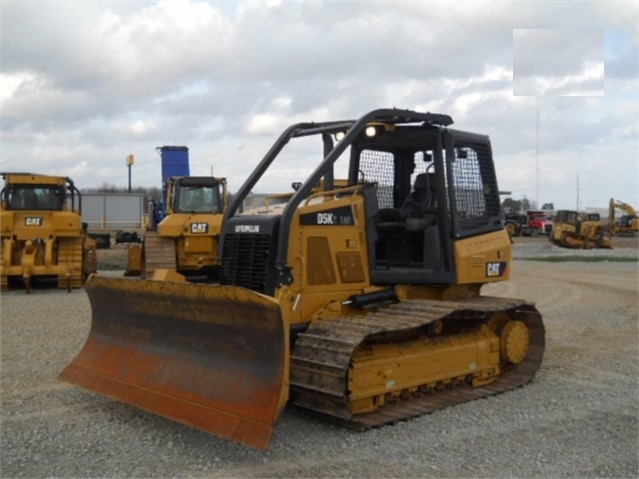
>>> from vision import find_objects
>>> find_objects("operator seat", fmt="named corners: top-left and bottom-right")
top-left (377, 172), bottom-right (437, 228)
top-left (400, 172), bottom-right (437, 220)
top-left (23, 190), bottom-right (38, 210)
top-left (375, 172), bottom-right (441, 270)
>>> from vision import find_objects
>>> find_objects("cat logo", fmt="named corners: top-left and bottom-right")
top-left (25, 217), bottom-right (43, 226)
top-left (486, 261), bottom-right (507, 277)
top-left (190, 222), bottom-right (209, 234)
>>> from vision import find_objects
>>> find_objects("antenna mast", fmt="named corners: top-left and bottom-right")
top-left (536, 97), bottom-right (539, 208)
top-left (576, 173), bottom-right (580, 210)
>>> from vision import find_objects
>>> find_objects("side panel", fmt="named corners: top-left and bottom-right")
top-left (454, 229), bottom-right (511, 284)
top-left (286, 191), bottom-right (374, 323)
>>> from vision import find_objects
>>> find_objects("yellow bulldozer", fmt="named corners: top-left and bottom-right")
top-left (549, 210), bottom-right (612, 249)
top-left (126, 176), bottom-right (228, 279)
top-left (0, 172), bottom-right (97, 292)
top-left (608, 198), bottom-right (638, 237)
top-left (59, 109), bottom-right (545, 450)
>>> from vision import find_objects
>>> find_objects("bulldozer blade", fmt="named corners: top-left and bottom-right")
top-left (59, 276), bottom-right (287, 450)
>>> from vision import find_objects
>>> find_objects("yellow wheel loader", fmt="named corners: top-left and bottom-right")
top-left (59, 109), bottom-right (545, 450)
top-left (549, 210), bottom-right (612, 249)
top-left (0, 173), bottom-right (97, 292)
top-left (126, 176), bottom-right (228, 279)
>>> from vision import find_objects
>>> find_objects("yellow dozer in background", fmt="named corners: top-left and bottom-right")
top-left (549, 210), bottom-right (612, 249)
top-left (126, 176), bottom-right (228, 280)
top-left (1, 173), bottom-right (97, 292)
top-left (59, 109), bottom-right (545, 450)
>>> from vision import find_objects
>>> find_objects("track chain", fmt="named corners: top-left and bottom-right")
top-left (143, 232), bottom-right (177, 278)
top-left (290, 296), bottom-right (544, 429)
top-left (57, 237), bottom-right (84, 289)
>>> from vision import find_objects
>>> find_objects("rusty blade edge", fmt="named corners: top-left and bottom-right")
top-left (59, 364), bottom-right (274, 450)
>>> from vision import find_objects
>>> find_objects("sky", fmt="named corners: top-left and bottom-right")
top-left (1, 0), bottom-right (637, 211)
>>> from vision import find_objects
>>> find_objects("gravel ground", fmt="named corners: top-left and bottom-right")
top-left (1, 240), bottom-right (637, 478)
top-left (511, 237), bottom-right (639, 260)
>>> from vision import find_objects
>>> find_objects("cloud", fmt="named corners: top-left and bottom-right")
top-left (513, 29), bottom-right (604, 96)
top-left (0, 0), bottom-right (637, 210)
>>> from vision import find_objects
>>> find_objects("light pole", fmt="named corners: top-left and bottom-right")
top-left (127, 154), bottom-right (135, 193)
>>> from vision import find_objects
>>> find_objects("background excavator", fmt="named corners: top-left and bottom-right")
top-left (125, 146), bottom-right (228, 280)
top-left (0, 172), bottom-right (96, 292)
top-left (608, 198), bottom-right (638, 237)
top-left (59, 109), bottom-right (545, 450)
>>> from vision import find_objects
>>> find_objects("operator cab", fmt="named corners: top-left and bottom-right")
top-left (1, 185), bottom-right (67, 211)
top-left (173, 177), bottom-right (223, 214)
top-left (220, 109), bottom-right (504, 293)
top-left (346, 121), bottom-right (502, 285)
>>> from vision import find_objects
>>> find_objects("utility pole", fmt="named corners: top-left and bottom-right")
top-left (576, 173), bottom-right (580, 210)
top-left (536, 97), bottom-right (539, 208)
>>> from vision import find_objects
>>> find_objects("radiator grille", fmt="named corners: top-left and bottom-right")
top-left (221, 233), bottom-right (272, 293)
